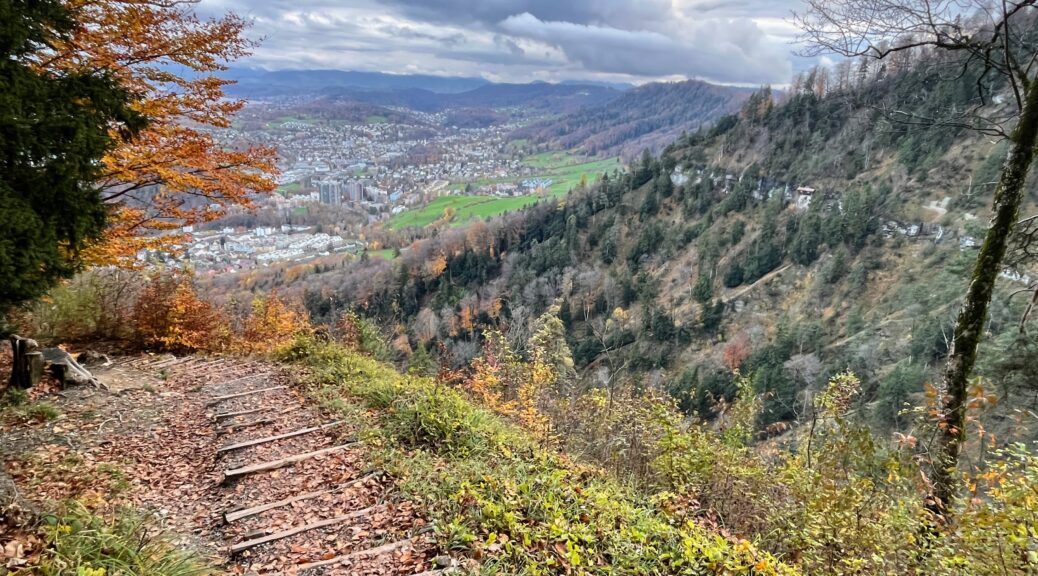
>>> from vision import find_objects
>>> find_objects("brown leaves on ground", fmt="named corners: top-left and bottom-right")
top-left (1, 355), bottom-right (440, 574)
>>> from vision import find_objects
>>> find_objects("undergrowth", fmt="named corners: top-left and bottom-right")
top-left (277, 336), bottom-right (796, 575)
top-left (27, 504), bottom-right (214, 576)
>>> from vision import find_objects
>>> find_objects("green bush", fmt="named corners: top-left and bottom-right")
top-left (33, 504), bottom-right (213, 576)
top-left (290, 338), bottom-right (797, 576)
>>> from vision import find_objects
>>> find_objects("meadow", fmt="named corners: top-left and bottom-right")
top-left (390, 151), bottom-right (621, 229)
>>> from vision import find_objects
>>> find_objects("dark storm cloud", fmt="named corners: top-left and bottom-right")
top-left (198, 0), bottom-right (803, 84)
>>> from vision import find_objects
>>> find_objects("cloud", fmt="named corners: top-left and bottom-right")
top-left (498, 13), bottom-right (792, 84)
top-left (197, 0), bottom-right (804, 85)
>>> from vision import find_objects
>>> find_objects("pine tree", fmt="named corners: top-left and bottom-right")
top-left (0, 0), bottom-right (145, 309)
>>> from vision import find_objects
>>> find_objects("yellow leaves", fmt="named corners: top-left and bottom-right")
top-left (424, 253), bottom-right (448, 280)
top-left (132, 272), bottom-right (228, 353)
top-left (239, 292), bottom-right (312, 354)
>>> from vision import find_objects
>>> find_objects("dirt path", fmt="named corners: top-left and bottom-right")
top-left (2, 354), bottom-right (444, 575)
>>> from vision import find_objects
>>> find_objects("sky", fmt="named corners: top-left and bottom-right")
top-left (197, 0), bottom-right (811, 86)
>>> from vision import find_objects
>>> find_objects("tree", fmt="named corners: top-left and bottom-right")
top-left (43, 0), bottom-right (277, 265)
top-left (796, 0), bottom-right (1038, 514)
top-left (0, 0), bottom-right (145, 309)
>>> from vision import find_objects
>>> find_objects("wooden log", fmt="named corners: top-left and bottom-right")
top-left (224, 471), bottom-right (378, 523)
top-left (25, 352), bottom-right (43, 388)
top-left (217, 406), bottom-right (299, 430)
top-left (216, 421), bottom-right (345, 454)
top-left (229, 505), bottom-right (376, 554)
top-left (296, 538), bottom-right (413, 571)
top-left (8, 335), bottom-right (40, 390)
top-left (218, 418), bottom-right (274, 433)
top-left (206, 385), bottom-right (286, 406)
top-left (215, 373), bottom-right (273, 388)
top-left (222, 443), bottom-right (356, 481)
top-left (212, 407), bottom-right (266, 420)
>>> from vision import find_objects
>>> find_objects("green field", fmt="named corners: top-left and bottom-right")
top-left (368, 248), bottom-right (398, 260)
top-left (390, 195), bottom-right (539, 229)
top-left (278, 181), bottom-right (302, 194)
top-left (391, 152), bottom-right (622, 230)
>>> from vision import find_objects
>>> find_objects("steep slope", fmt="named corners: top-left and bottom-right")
top-left (513, 79), bottom-right (751, 157)
top-left (205, 51), bottom-right (1038, 446)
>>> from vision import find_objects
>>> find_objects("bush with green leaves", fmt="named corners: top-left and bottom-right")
top-left (33, 504), bottom-right (213, 576)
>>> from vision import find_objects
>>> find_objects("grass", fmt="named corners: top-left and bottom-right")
top-left (24, 401), bottom-right (61, 421)
top-left (368, 248), bottom-right (398, 260)
top-left (275, 337), bottom-right (796, 575)
top-left (389, 195), bottom-right (541, 230)
top-left (277, 181), bottom-right (302, 195)
top-left (1, 390), bottom-right (61, 422)
top-left (391, 152), bottom-right (622, 230)
top-left (32, 504), bottom-right (215, 576)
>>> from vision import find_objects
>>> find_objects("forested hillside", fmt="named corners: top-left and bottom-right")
top-left (513, 79), bottom-right (750, 158)
top-left (205, 46), bottom-right (1037, 446)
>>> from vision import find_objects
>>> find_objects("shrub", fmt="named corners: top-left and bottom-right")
top-left (291, 338), bottom-right (796, 576)
top-left (34, 504), bottom-right (214, 576)
top-left (131, 272), bottom-right (229, 353)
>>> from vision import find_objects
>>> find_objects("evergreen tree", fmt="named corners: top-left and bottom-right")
top-left (0, 0), bottom-right (145, 309)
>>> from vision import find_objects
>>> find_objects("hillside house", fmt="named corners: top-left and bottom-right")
top-left (794, 186), bottom-right (815, 211)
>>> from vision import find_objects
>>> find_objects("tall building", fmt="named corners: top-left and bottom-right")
top-left (344, 180), bottom-right (364, 203)
top-left (317, 179), bottom-right (342, 205)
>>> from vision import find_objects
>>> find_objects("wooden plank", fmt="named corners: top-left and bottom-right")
top-left (222, 443), bottom-right (356, 480)
top-left (224, 471), bottom-right (378, 523)
top-left (216, 421), bottom-right (345, 454)
top-left (218, 418), bottom-right (273, 433)
top-left (217, 407), bottom-right (299, 431)
top-left (229, 505), bottom-right (376, 554)
top-left (212, 407), bottom-right (266, 420)
top-left (211, 372), bottom-right (273, 388)
top-left (206, 385), bottom-right (286, 406)
top-left (296, 538), bottom-right (412, 571)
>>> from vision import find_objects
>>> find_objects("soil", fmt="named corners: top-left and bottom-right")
top-left (1, 352), bottom-right (446, 575)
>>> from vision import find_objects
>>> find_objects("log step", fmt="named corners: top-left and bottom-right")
top-left (216, 421), bottom-right (344, 454)
top-left (296, 538), bottom-right (413, 571)
top-left (229, 505), bottom-right (377, 553)
top-left (206, 385), bottom-right (287, 406)
top-left (222, 443), bottom-right (357, 481)
top-left (212, 407), bottom-right (266, 420)
top-left (224, 471), bottom-right (379, 523)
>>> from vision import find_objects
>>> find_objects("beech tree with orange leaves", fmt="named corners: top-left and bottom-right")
top-left (44, 0), bottom-right (277, 265)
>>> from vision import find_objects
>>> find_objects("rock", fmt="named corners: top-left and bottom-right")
top-left (40, 348), bottom-right (99, 387)
top-left (0, 470), bottom-right (37, 527)
top-left (77, 350), bottom-right (111, 367)
top-left (433, 555), bottom-right (452, 568)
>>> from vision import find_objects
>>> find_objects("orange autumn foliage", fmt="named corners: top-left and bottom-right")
top-left (132, 272), bottom-right (229, 353)
top-left (43, 0), bottom-right (277, 265)
top-left (239, 293), bottom-right (312, 354)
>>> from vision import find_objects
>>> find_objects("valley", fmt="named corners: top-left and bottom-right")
top-left (4, 1), bottom-right (1038, 575)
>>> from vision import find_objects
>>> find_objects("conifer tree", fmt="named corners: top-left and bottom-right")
top-left (0, 0), bottom-right (145, 309)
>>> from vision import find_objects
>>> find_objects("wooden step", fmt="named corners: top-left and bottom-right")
top-left (229, 505), bottom-right (377, 553)
top-left (206, 385), bottom-right (287, 406)
top-left (216, 421), bottom-right (344, 454)
top-left (222, 443), bottom-right (357, 481)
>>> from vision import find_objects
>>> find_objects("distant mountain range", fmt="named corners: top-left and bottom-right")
top-left (318, 83), bottom-right (622, 116)
top-left (227, 69), bottom-right (745, 156)
top-left (224, 69), bottom-right (492, 95)
top-left (225, 69), bottom-right (635, 97)
top-left (513, 80), bottom-right (753, 158)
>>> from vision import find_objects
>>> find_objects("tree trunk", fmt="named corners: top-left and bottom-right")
top-left (8, 335), bottom-right (43, 390)
top-left (931, 81), bottom-right (1038, 514)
